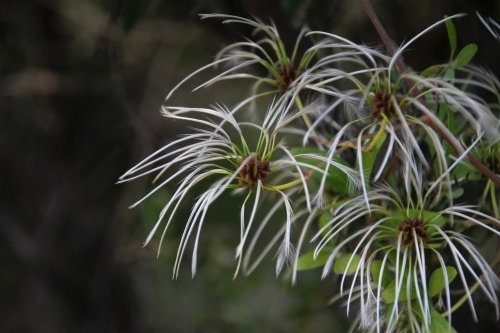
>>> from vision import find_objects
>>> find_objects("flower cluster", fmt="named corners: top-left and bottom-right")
top-left (122, 10), bottom-right (500, 333)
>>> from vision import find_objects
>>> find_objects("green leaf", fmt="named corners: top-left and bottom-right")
top-left (450, 187), bottom-right (464, 199)
top-left (429, 307), bottom-right (457, 333)
top-left (445, 15), bottom-right (457, 58)
top-left (318, 211), bottom-right (333, 239)
top-left (334, 253), bottom-right (361, 275)
top-left (451, 157), bottom-right (482, 181)
top-left (386, 250), bottom-right (398, 266)
top-left (385, 302), bottom-right (398, 328)
top-left (322, 164), bottom-right (350, 196)
top-left (408, 304), bottom-right (457, 332)
top-left (382, 277), bottom-right (417, 303)
top-left (296, 250), bottom-right (330, 271)
top-left (421, 64), bottom-right (444, 78)
top-left (428, 266), bottom-right (457, 297)
top-left (290, 147), bottom-right (324, 167)
top-left (290, 147), bottom-right (351, 195)
top-left (360, 132), bottom-right (387, 184)
top-left (452, 44), bottom-right (478, 68)
top-left (371, 260), bottom-right (392, 287)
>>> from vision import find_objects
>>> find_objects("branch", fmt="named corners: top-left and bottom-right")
top-left (361, 0), bottom-right (500, 186)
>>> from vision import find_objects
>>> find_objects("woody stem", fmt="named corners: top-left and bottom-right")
top-left (361, 0), bottom-right (500, 187)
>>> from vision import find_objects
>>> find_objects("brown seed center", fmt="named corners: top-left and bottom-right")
top-left (370, 90), bottom-right (396, 120)
top-left (481, 148), bottom-right (500, 175)
top-left (238, 156), bottom-right (270, 187)
top-left (397, 218), bottom-right (429, 246)
top-left (276, 63), bottom-right (302, 92)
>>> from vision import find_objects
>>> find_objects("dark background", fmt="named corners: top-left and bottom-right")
top-left (2, 0), bottom-right (500, 332)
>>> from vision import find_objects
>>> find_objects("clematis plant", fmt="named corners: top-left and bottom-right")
top-left (119, 101), bottom-right (360, 278)
top-left (122, 2), bottom-right (500, 332)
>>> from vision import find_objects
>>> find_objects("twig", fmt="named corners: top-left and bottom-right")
top-left (361, 0), bottom-right (500, 186)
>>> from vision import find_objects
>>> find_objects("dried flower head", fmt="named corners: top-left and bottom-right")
top-left (317, 150), bottom-right (500, 332)
top-left (119, 100), bottom-right (361, 278)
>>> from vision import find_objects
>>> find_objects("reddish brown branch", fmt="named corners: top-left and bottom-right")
top-left (361, 0), bottom-right (500, 186)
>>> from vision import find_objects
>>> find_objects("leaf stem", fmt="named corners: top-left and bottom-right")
top-left (269, 177), bottom-right (306, 191)
top-left (441, 282), bottom-right (480, 318)
top-left (365, 117), bottom-right (388, 151)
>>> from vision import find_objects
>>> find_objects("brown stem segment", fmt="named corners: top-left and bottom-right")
top-left (361, 0), bottom-right (419, 99)
top-left (361, 0), bottom-right (500, 187)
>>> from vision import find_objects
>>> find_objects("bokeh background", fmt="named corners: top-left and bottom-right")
top-left (2, 0), bottom-right (500, 332)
